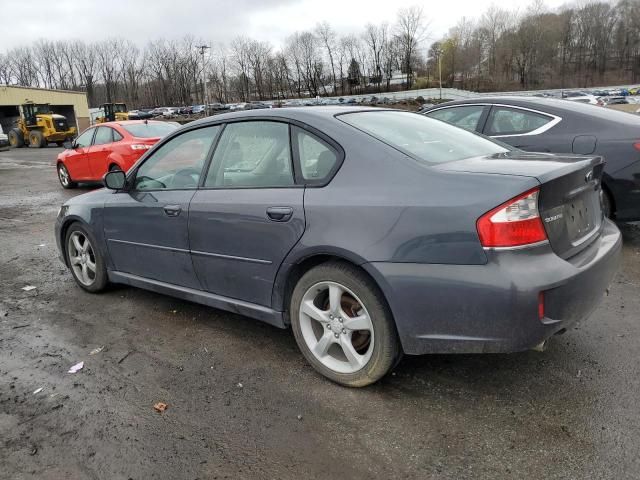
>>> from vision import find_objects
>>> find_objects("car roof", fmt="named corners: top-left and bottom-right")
top-left (189, 106), bottom-right (394, 127)
top-left (426, 96), bottom-right (640, 125)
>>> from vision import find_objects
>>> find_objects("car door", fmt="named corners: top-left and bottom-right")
top-left (424, 105), bottom-right (489, 132)
top-left (87, 126), bottom-right (114, 179)
top-left (65, 128), bottom-right (95, 179)
top-left (481, 106), bottom-right (559, 151)
top-left (188, 120), bottom-right (306, 307)
top-left (103, 125), bottom-right (220, 288)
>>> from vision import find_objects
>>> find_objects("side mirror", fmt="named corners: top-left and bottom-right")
top-left (63, 140), bottom-right (74, 149)
top-left (103, 170), bottom-right (126, 190)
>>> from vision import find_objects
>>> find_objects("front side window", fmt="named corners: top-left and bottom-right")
top-left (426, 105), bottom-right (485, 131)
top-left (294, 127), bottom-right (338, 182)
top-left (340, 111), bottom-right (509, 164)
top-left (204, 121), bottom-right (293, 188)
top-left (485, 107), bottom-right (553, 136)
top-left (75, 128), bottom-right (95, 148)
top-left (134, 126), bottom-right (219, 190)
top-left (93, 127), bottom-right (113, 146)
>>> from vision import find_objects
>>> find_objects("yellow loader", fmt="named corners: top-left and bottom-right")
top-left (96, 103), bottom-right (129, 123)
top-left (8, 103), bottom-right (76, 148)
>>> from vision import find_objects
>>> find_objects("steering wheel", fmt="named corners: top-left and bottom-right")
top-left (170, 168), bottom-right (201, 188)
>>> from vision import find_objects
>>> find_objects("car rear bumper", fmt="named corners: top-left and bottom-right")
top-left (366, 219), bottom-right (622, 355)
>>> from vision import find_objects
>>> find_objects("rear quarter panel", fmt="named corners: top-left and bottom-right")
top-left (283, 123), bottom-right (540, 266)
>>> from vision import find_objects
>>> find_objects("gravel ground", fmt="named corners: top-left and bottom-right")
top-left (1, 146), bottom-right (639, 480)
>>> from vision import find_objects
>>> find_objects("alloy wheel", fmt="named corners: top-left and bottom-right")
top-left (58, 165), bottom-right (70, 187)
top-left (298, 281), bottom-right (374, 374)
top-left (68, 231), bottom-right (97, 286)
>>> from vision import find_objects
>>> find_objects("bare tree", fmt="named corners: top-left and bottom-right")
top-left (395, 6), bottom-right (428, 89)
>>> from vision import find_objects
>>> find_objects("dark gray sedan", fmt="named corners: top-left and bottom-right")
top-left (421, 97), bottom-right (640, 221)
top-left (55, 107), bottom-right (622, 386)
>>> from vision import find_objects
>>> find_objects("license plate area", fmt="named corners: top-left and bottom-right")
top-left (565, 195), bottom-right (597, 245)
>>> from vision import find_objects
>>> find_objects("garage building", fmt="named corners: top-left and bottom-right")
top-left (0, 85), bottom-right (90, 136)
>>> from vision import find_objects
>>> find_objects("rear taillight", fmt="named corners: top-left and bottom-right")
top-left (477, 188), bottom-right (548, 248)
top-left (130, 144), bottom-right (152, 151)
top-left (633, 142), bottom-right (640, 152)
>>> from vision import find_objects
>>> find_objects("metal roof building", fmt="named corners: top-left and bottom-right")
top-left (0, 85), bottom-right (90, 134)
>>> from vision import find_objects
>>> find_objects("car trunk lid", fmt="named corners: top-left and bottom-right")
top-left (434, 152), bottom-right (605, 259)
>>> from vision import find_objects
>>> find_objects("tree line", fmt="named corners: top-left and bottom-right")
top-left (0, 1), bottom-right (639, 109)
top-left (430, 0), bottom-right (640, 91)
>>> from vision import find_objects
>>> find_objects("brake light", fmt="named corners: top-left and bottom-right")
top-left (476, 188), bottom-right (547, 247)
top-left (130, 144), bottom-right (152, 151)
top-left (633, 142), bottom-right (640, 152)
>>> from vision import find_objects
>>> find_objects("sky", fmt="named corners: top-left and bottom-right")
top-left (1, 0), bottom-right (571, 52)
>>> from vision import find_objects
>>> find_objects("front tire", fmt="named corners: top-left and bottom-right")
top-left (64, 223), bottom-right (108, 293)
top-left (8, 128), bottom-right (24, 148)
top-left (290, 261), bottom-right (401, 387)
top-left (57, 163), bottom-right (77, 189)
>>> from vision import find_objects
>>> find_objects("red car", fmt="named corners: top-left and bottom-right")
top-left (56, 120), bottom-right (178, 189)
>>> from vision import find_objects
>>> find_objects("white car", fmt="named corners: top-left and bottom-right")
top-left (565, 94), bottom-right (601, 105)
top-left (0, 124), bottom-right (9, 151)
top-left (162, 107), bottom-right (180, 118)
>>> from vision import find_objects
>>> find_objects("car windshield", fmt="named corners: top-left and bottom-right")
top-left (122, 122), bottom-right (178, 138)
top-left (340, 111), bottom-right (509, 164)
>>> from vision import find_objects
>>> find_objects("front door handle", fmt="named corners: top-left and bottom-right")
top-left (163, 204), bottom-right (182, 217)
top-left (266, 206), bottom-right (293, 222)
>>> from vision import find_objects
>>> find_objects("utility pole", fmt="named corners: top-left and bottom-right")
top-left (438, 48), bottom-right (443, 100)
top-left (196, 44), bottom-right (210, 112)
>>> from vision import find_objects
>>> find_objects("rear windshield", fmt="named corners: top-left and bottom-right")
top-left (339, 111), bottom-right (509, 164)
top-left (122, 122), bottom-right (178, 138)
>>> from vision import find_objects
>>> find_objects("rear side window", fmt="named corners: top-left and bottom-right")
top-left (426, 105), bottom-right (484, 131)
top-left (204, 121), bottom-right (294, 188)
top-left (294, 127), bottom-right (338, 182)
top-left (340, 111), bottom-right (508, 164)
top-left (485, 107), bottom-right (553, 136)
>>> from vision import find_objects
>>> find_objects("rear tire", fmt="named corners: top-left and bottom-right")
top-left (290, 261), bottom-right (401, 387)
top-left (64, 223), bottom-right (108, 293)
top-left (28, 130), bottom-right (45, 148)
top-left (57, 163), bottom-right (77, 189)
top-left (8, 129), bottom-right (24, 148)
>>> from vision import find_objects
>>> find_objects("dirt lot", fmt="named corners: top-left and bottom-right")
top-left (1, 146), bottom-right (639, 480)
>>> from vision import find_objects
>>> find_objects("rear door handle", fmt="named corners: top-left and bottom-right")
top-left (163, 205), bottom-right (182, 217)
top-left (266, 206), bottom-right (293, 222)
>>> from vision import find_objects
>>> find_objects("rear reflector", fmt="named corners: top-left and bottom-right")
top-left (538, 291), bottom-right (545, 320)
top-left (477, 188), bottom-right (548, 248)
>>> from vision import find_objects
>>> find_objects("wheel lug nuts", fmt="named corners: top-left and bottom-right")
top-left (334, 333), bottom-right (339, 338)
top-left (327, 324), bottom-right (331, 329)
top-left (339, 318), bottom-right (343, 323)
top-left (342, 329), bottom-right (346, 334)
top-left (329, 314), bottom-right (334, 319)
